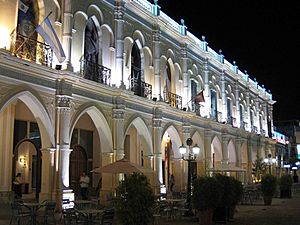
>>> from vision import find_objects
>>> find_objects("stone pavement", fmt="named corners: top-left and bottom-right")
top-left (1, 190), bottom-right (300, 225)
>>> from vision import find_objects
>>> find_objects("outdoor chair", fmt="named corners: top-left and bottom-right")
top-left (38, 200), bottom-right (56, 225)
top-left (101, 208), bottom-right (115, 225)
top-left (9, 201), bottom-right (31, 225)
top-left (62, 208), bottom-right (77, 225)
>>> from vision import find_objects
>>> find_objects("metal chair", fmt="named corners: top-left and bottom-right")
top-left (9, 201), bottom-right (31, 225)
top-left (39, 200), bottom-right (56, 225)
top-left (101, 208), bottom-right (115, 225)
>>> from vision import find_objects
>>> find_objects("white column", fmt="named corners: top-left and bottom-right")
top-left (203, 59), bottom-right (210, 117)
top-left (247, 139), bottom-right (253, 184)
top-left (235, 80), bottom-right (240, 127)
top-left (62, 0), bottom-right (73, 70)
top-left (181, 43), bottom-right (189, 109)
top-left (221, 70), bottom-right (227, 122)
top-left (204, 130), bottom-right (213, 171)
top-left (152, 22), bottom-right (161, 100)
top-left (221, 135), bottom-right (229, 165)
top-left (246, 90), bottom-right (250, 131)
top-left (181, 122), bottom-right (190, 190)
top-left (39, 148), bottom-right (55, 202)
top-left (0, 105), bottom-right (15, 200)
top-left (112, 98), bottom-right (125, 161)
top-left (152, 108), bottom-right (163, 192)
top-left (114, 0), bottom-right (125, 88)
top-left (54, 79), bottom-right (74, 210)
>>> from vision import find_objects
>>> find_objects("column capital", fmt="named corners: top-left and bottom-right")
top-left (114, 0), bottom-right (124, 20)
top-left (152, 23), bottom-right (160, 42)
top-left (56, 95), bottom-right (72, 108)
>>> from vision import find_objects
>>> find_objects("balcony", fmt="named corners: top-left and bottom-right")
top-left (129, 77), bottom-right (152, 100)
top-left (80, 59), bottom-right (111, 85)
top-left (163, 91), bottom-right (182, 109)
top-left (10, 31), bottom-right (53, 67)
top-left (251, 126), bottom-right (258, 133)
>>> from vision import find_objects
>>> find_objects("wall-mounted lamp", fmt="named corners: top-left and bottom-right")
top-left (19, 156), bottom-right (27, 168)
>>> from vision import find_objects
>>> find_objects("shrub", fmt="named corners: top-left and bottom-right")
top-left (261, 174), bottom-right (277, 196)
top-left (114, 173), bottom-right (155, 225)
top-left (192, 176), bottom-right (223, 211)
top-left (279, 174), bottom-right (293, 191)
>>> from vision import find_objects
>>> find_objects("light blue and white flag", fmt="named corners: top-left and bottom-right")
top-left (36, 17), bottom-right (66, 63)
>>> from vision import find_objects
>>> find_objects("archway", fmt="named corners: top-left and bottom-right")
top-left (13, 138), bottom-right (41, 200)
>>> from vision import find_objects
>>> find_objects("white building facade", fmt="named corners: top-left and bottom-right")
top-left (0, 0), bottom-right (277, 207)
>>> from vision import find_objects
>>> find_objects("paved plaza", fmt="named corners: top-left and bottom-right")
top-left (1, 190), bottom-right (300, 225)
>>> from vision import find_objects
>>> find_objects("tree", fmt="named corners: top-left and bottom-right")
top-left (252, 158), bottom-right (267, 182)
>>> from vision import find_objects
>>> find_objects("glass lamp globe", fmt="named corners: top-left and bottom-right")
top-left (179, 144), bottom-right (187, 154)
top-left (192, 144), bottom-right (200, 155)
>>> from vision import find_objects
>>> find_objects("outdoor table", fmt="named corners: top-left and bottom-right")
top-left (74, 200), bottom-right (92, 209)
top-left (23, 202), bottom-right (40, 225)
top-left (163, 199), bottom-right (185, 220)
top-left (77, 208), bottom-right (104, 224)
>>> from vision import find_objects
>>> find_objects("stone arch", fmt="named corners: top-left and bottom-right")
top-left (190, 130), bottom-right (205, 160)
top-left (0, 88), bottom-right (54, 148)
top-left (72, 11), bottom-right (88, 72)
top-left (70, 104), bottom-right (113, 154)
top-left (211, 135), bottom-right (222, 166)
top-left (124, 115), bottom-right (153, 158)
top-left (87, 4), bottom-right (103, 24)
top-left (228, 139), bottom-right (237, 164)
top-left (133, 30), bottom-right (145, 46)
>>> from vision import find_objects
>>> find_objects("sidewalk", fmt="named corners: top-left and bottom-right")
top-left (1, 190), bottom-right (300, 225)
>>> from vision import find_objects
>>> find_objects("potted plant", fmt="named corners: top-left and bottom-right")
top-left (114, 173), bottom-right (155, 225)
top-left (261, 174), bottom-right (277, 205)
top-left (192, 176), bottom-right (223, 225)
top-left (212, 174), bottom-right (243, 223)
top-left (227, 176), bottom-right (243, 221)
top-left (279, 174), bottom-right (293, 198)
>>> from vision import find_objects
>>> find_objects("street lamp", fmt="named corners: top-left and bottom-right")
top-left (264, 153), bottom-right (277, 174)
top-left (179, 137), bottom-right (200, 214)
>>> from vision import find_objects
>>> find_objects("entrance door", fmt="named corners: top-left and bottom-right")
top-left (70, 145), bottom-right (88, 196)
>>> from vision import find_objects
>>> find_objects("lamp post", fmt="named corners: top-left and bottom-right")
top-left (179, 138), bottom-right (200, 214)
top-left (264, 153), bottom-right (277, 174)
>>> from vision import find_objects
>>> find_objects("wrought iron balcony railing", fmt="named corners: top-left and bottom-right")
top-left (163, 91), bottom-right (182, 109)
top-left (10, 31), bottom-right (53, 67)
top-left (251, 126), bottom-right (258, 133)
top-left (129, 77), bottom-right (152, 100)
top-left (80, 59), bottom-right (111, 85)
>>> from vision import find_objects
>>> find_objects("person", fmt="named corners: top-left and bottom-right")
top-left (13, 173), bottom-right (22, 199)
top-left (79, 172), bottom-right (90, 200)
top-left (170, 174), bottom-right (175, 193)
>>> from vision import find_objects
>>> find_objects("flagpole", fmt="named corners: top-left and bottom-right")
top-left (182, 90), bottom-right (204, 108)
top-left (14, 11), bottom-right (53, 54)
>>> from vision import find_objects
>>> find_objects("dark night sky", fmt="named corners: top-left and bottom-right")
top-left (149, 0), bottom-right (300, 121)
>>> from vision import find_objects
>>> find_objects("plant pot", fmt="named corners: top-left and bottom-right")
top-left (227, 206), bottom-right (236, 222)
top-left (280, 189), bottom-right (291, 198)
top-left (198, 208), bottom-right (214, 225)
top-left (213, 207), bottom-right (228, 223)
top-left (263, 195), bottom-right (273, 205)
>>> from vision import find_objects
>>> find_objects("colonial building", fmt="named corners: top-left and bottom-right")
top-left (0, 0), bottom-right (277, 207)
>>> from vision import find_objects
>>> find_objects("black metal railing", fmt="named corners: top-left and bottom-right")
top-left (10, 31), bottom-right (53, 67)
top-left (251, 126), bottom-right (258, 133)
top-left (80, 59), bottom-right (111, 85)
top-left (129, 77), bottom-right (152, 100)
top-left (163, 91), bottom-right (182, 109)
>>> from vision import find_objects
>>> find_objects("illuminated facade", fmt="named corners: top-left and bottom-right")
top-left (0, 0), bottom-right (277, 206)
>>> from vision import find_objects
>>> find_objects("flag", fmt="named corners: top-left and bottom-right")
top-left (195, 90), bottom-right (205, 104)
top-left (36, 17), bottom-right (66, 63)
top-left (19, 0), bottom-right (29, 13)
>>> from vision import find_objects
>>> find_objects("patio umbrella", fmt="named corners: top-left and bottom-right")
top-left (91, 158), bottom-right (154, 174)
